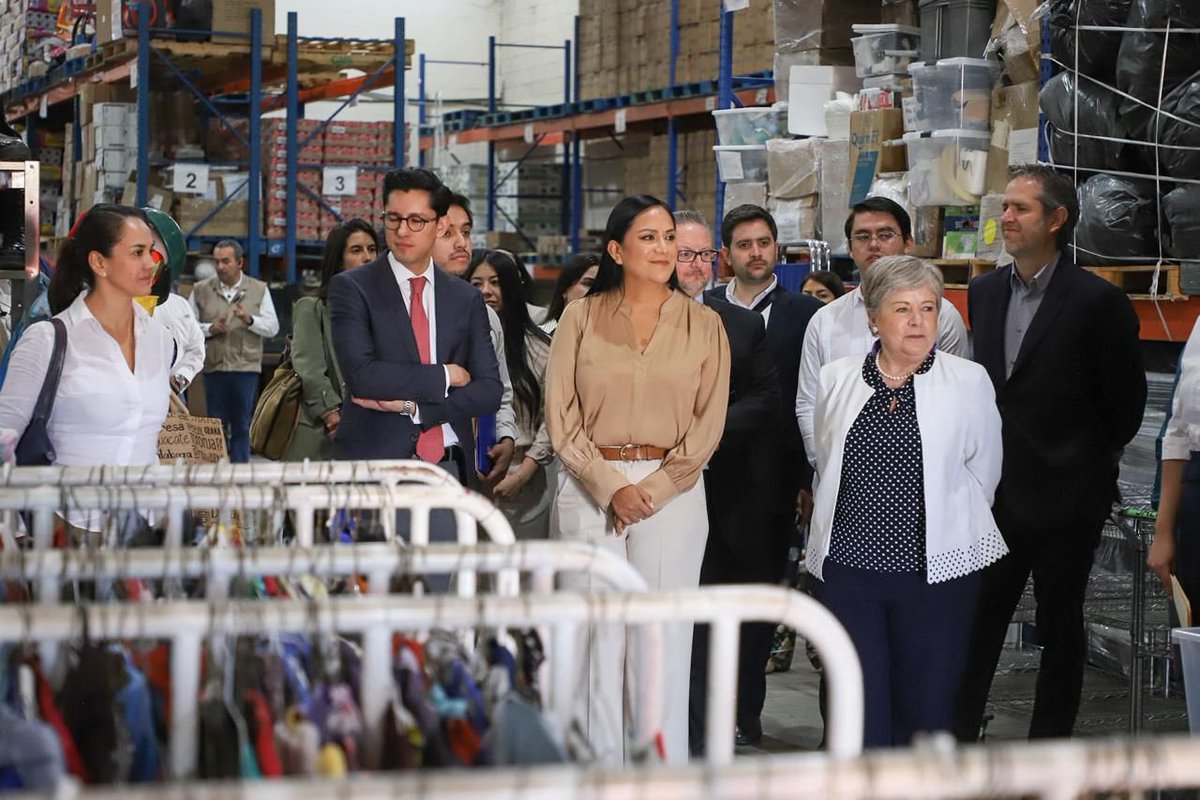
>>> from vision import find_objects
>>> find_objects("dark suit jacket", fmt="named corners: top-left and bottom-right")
top-left (328, 256), bottom-right (503, 463)
top-left (969, 259), bottom-right (1147, 531)
top-left (704, 283), bottom-right (823, 488)
top-left (701, 296), bottom-right (784, 572)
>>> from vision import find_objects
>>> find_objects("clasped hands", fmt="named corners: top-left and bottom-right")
top-left (610, 484), bottom-right (655, 535)
top-left (209, 305), bottom-right (253, 335)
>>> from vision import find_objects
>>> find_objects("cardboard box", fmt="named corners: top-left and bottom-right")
top-left (986, 81), bottom-right (1040, 193)
top-left (774, 0), bottom-right (882, 61)
top-left (211, 0), bottom-right (274, 42)
top-left (819, 139), bottom-right (852, 253)
top-left (175, 198), bottom-right (252, 237)
top-left (120, 181), bottom-right (175, 212)
top-left (909, 206), bottom-right (943, 259)
top-left (847, 110), bottom-right (906, 205)
top-left (991, 0), bottom-right (1040, 85)
top-left (788, 65), bottom-right (860, 137)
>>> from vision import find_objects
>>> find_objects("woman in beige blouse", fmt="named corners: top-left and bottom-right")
top-left (545, 194), bottom-right (731, 765)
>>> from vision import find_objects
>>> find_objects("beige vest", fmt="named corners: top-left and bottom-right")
top-left (192, 275), bottom-right (269, 373)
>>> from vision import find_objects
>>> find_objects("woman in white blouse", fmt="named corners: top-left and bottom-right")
top-left (1150, 317), bottom-right (1200, 608)
top-left (0, 205), bottom-right (173, 529)
top-left (809, 255), bottom-right (1005, 747)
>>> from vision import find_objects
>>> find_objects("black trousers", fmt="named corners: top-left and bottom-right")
top-left (1174, 453), bottom-right (1200, 613)
top-left (688, 529), bottom-right (785, 755)
top-left (953, 500), bottom-right (1102, 741)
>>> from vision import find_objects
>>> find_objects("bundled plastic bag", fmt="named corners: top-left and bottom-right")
top-left (1164, 185), bottom-right (1200, 259)
top-left (1072, 173), bottom-right (1160, 265)
top-left (1154, 71), bottom-right (1200, 179)
top-left (1048, 0), bottom-right (1133, 84)
top-left (1116, 0), bottom-right (1200, 139)
top-left (1040, 71), bottom-right (1126, 169)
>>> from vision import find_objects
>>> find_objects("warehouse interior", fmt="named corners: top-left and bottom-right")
top-left (1, 0), bottom-right (1200, 795)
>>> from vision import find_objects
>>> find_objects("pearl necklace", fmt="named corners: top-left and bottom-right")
top-left (875, 353), bottom-right (915, 383)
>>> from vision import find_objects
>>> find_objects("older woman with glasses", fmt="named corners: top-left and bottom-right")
top-left (808, 255), bottom-right (1004, 748)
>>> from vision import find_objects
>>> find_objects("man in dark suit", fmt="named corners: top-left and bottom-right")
top-left (329, 166), bottom-right (503, 480)
top-left (697, 205), bottom-right (821, 746)
top-left (954, 165), bottom-right (1147, 741)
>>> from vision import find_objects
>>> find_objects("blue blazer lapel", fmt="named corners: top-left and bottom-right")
top-left (433, 267), bottom-right (454, 365)
top-left (369, 258), bottom-right (421, 362)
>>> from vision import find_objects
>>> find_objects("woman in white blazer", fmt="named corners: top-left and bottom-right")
top-left (808, 255), bottom-right (1005, 748)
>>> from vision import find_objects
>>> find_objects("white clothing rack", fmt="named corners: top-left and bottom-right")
top-left (0, 482), bottom-right (513, 551)
top-left (0, 586), bottom-right (863, 777)
top-left (0, 460), bottom-right (459, 490)
top-left (0, 541), bottom-right (647, 603)
top-left (48, 735), bottom-right (1200, 800)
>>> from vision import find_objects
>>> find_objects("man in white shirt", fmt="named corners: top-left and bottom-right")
top-left (431, 191), bottom-right (517, 482)
top-left (189, 239), bottom-right (279, 462)
top-left (795, 197), bottom-right (970, 461)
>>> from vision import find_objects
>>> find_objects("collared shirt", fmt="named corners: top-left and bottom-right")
top-left (724, 275), bottom-right (779, 325)
top-left (0, 293), bottom-right (173, 529)
top-left (545, 289), bottom-right (730, 510)
top-left (191, 274), bottom-right (279, 339)
top-left (1163, 315), bottom-right (1200, 461)
top-left (795, 287), bottom-right (970, 461)
top-left (387, 253), bottom-right (457, 447)
top-left (152, 293), bottom-right (205, 385)
top-left (1004, 255), bottom-right (1059, 378)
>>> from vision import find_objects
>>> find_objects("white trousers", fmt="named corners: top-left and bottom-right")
top-left (550, 459), bottom-right (708, 765)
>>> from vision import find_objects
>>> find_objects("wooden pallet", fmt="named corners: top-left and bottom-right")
top-left (1085, 264), bottom-right (1184, 300)
top-left (932, 259), bottom-right (997, 289)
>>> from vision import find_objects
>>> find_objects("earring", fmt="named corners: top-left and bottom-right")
top-left (871, 326), bottom-right (878, 334)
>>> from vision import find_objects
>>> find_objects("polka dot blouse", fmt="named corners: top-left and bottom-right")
top-left (827, 345), bottom-right (938, 574)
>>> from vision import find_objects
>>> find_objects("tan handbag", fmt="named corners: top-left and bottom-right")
top-left (158, 392), bottom-right (229, 464)
top-left (249, 339), bottom-right (303, 461)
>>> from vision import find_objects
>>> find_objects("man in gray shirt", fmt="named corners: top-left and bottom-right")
top-left (954, 165), bottom-right (1146, 742)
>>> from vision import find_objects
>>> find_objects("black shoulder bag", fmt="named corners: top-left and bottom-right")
top-left (15, 318), bottom-right (67, 466)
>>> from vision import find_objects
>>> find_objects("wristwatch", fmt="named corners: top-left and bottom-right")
top-left (402, 400), bottom-right (416, 417)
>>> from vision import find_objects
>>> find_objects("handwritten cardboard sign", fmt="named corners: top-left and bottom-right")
top-left (158, 413), bottom-right (228, 464)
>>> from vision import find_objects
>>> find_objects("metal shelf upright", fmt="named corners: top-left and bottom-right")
top-left (134, 2), bottom-right (265, 277)
top-left (485, 35), bottom-right (572, 247)
top-left (281, 13), bottom-right (407, 284)
top-left (416, 54), bottom-right (489, 168)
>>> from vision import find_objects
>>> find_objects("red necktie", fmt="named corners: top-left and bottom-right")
top-left (409, 276), bottom-right (445, 463)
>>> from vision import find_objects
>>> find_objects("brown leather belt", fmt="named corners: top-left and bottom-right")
top-left (597, 444), bottom-right (668, 461)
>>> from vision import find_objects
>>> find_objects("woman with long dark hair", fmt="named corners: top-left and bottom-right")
top-left (0, 204), bottom-right (174, 528)
top-left (464, 249), bottom-right (556, 538)
top-left (541, 252), bottom-right (599, 334)
top-left (544, 195), bottom-right (730, 764)
top-left (284, 218), bottom-right (379, 461)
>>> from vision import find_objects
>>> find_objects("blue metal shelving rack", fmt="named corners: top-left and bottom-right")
top-left (133, 2), bottom-right (265, 276)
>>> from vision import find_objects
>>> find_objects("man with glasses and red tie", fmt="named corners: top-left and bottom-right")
top-left (795, 197), bottom-right (969, 466)
top-left (329, 167), bottom-right (502, 486)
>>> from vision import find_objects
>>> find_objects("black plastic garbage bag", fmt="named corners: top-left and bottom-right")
top-left (1116, 0), bottom-right (1200, 140)
top-left (1165, 185), bottom-right (1200, 259)
top-left (1153, 71), bottom-right (1200, 180)
top-left (1048, 0), bottom-right (1133, 84)
top-left (1041, 71), bottom-right (1126, 169)
top-left (1072, 173), bottom-right (1161, 265)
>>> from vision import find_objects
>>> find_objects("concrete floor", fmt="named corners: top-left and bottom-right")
top-left (747, 372), bottom-right (1190, 756)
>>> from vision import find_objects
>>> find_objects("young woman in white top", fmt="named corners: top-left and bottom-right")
top-left (1151, 317), bottom-right (1200, 609)
top-left (0, 205), bottom-right (173, 528)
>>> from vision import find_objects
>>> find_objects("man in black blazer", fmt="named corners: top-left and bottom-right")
top-left (698, 205), bottom-right (821, 746)
top-left (954, 165), bottom-right (1147, 740)
top-left (329, 167), bottom-right (503, 477)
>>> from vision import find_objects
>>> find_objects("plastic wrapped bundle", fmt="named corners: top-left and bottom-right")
top-left (1116, 0), bottom-right (1200, 140)
top-left (1164, 185), bottom-right (1200, 259)
top-left (1040, 71), bottom-right (1126, 169)
top-left (1154, 71), bottom-right (1200, 179)
top-left (1048, 0), bottom-right (1133, 84)
top-left (1072, 173), bottom-right (1161, 265)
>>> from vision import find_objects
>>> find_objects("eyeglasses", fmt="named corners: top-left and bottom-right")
top-left (677, 249), bottom-right (719, 263)
top-left (380, 212), bottom-right (435, 232)
top-left (850, 230), bottom-right (901, 245)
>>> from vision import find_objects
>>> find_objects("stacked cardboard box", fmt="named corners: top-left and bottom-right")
top-left (0, 0), bottom-right (64, 94)
top-left (577, 0), bottom-right (776, 100)
top-left (495, 162), bottom-right (564, 240)
top-left (75, 101), bottom-right (138, 208)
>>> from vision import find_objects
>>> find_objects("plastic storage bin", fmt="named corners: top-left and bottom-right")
top-left (908, 58), bottom-right (1000, 131)
top-left (712, 107), bottom-right (783, 146)
top-left (851, 25), bottom-right (921, 78)
top-left (1173, 628), bottom-right (1200, 733)
top-left (903, 130), bottom-right (991, 206)
top-left (918, 0), bottom-right (997, 61)
top-left (714, 145), bottom-right (769, 183)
